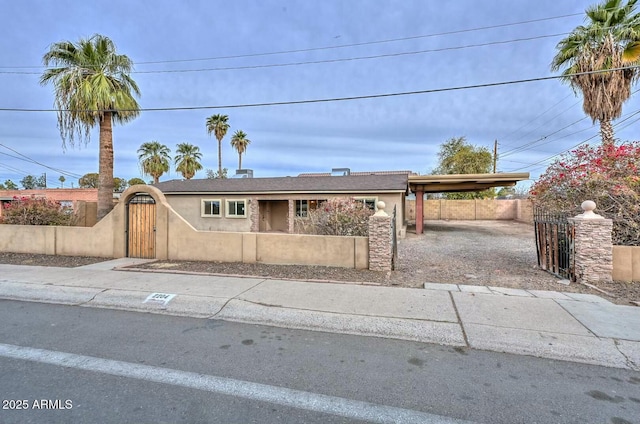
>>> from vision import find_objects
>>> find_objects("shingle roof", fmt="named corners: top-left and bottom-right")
top-left (298, 170), bottom-right (417, 177)
top-left (153, 174), bottom-right (408, 194)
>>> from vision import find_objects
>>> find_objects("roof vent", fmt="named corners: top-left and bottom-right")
top-left (331, 168), bottom-right (350, 176)
top-left (233, 169), bottom-right (254, 178)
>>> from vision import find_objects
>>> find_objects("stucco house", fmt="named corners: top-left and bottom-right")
top-left (153, 173), bottom-right (409, 235)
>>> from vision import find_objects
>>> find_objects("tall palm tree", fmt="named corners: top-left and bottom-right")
top-left (551, 0), bottom-right (640, 147)
top-left (138, 141), bottom-right (171, 184)
top-left (230, 130), bottom-right (251, 170)
top-left (40, 34), bottom-right (140, 220)
top-left (174, 142), bottom-right (203, 180)
top-left (205, 114), bottom-right (230, 176)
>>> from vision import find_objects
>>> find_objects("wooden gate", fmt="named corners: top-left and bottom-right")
top-left (534, 207), bottom-right (575, 281)
top-left (127, 194), bottom-right (156, 259)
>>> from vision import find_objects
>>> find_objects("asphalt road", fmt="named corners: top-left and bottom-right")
top-left (0, 300), bottom-right (639, 424)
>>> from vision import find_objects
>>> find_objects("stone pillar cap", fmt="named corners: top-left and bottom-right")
top-left (574, 200), bottom-right (604, 220)
top-left (373, 201), bottom-right (388, 216)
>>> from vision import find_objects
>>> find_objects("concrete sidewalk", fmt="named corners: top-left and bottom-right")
top-left (1, 259), bottom-right (639, 371)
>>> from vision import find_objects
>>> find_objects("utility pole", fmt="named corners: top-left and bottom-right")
top-left (492, 140), bottom-right (498, 173)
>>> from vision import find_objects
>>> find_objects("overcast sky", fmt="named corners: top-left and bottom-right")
top-left (1, 0), bottom-right (638, 189)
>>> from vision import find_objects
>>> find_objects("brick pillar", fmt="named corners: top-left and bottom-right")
top-left (287, 199), bottom-right (295, 234)
top-left (568, 201), bottom-right (613, 284)
top-left (249, 197), bottom-right (259, 232)
top-left (368, 201), bottom-right (392, 271)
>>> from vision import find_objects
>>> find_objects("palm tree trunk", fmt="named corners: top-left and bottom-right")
top-left (238, 153), bottom-right (242, 170)
top-left (217, 138), bottom-right (222, 175)
top-left (97, 112), bottom-right (115, 221)
top-left (600, 119), bottom-right (615, 147)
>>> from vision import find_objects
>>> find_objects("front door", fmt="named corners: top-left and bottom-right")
top-left (127, 194), bottom-right (156, 259)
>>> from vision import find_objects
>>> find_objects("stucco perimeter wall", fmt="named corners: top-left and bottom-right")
top-left (405, 199), bottom-right (533, 223)
top-left (0, 225), bottom-right (56, 255)
top-left (255, 232), bottom-right (368, 269)
top-left (0, 211), bottom-right (119, 258)
top-left (165, 207), bottom-right (367, 268)
top-left (613, 246), bottom-right (640, 282)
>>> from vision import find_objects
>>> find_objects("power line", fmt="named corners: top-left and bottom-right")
top-left (0, 12), bottom-right (583, 71)
top-left (0, 144), bottom-right (83, 178)
top-left (2, 65), bottom-right (638, 113)
top-left (497, 93), bottom-right (575, 148)
top-left (500, 87), bottom-right (640, 158)
top-left (0, 33), bottom-right (568, 76)
top-left (505, 109), bottom-right (640, 173)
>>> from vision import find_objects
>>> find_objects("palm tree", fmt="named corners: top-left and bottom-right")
top-left (58, 175), bottom-right (66, 188)
top-left (551, 0), bottom-right (640, 146)
top-left (205, 114), bottom-right (230, 176)
top-left (230, 130), bottom-right (251, 170)
top-left (40, 34), bottom-right (140, 220)
top-left (138, 141), bottom-right (171, 184)
top-left (174, 143), bottom-right (203, 180)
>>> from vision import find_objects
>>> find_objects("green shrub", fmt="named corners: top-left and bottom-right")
top-left (295, 198), bottom-right (373, 236)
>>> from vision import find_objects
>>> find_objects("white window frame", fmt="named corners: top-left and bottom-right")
top-left (225, 199), bottom-right (247, 218)
top-left (296, 199), bottom-right (309, 218)
top-left (353, 196), bottom-right (378, 211)
top-left (201, 199), bottom-right (222, 217)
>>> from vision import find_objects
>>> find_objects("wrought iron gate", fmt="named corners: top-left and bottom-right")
top-left (126, 193), bottom-right (156, 259)
top-left (391, 205), bottom-right (398, 270)
top-left (533, 207), bottom-right (575, 281)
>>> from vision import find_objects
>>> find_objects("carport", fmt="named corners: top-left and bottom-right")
top-left (409, 173), bottom-right (530, 234)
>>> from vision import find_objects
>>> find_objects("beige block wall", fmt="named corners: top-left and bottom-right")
top-left (167, 210), bottom-right (244, 262)
top-left (406, 199), bottom-right (533, 222)
top-left (255, 232), bottom-right (367, 268)
top-left (0, 225), bottom-right (56, 255)
top-left (612, 246), bottom-right (640, 282)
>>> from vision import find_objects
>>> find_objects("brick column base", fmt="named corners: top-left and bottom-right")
top-left (368, 214), bottom-right (392, 271)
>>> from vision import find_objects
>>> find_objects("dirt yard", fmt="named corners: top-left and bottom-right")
top-left (1, 220), bottom-right (638, 305)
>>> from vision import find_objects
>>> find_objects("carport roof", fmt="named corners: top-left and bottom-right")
top-left (409, 172), bottom-right (529, 193)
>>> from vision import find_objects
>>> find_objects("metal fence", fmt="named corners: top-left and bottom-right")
top-left (391, 205), bottom-right (398, 270)
top-left (533, 207), bottom-right (575, 281)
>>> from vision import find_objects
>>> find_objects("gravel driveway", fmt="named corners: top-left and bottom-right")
top-left (396, 220), bottom-right (558, 289)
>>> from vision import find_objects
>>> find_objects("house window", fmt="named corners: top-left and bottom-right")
top-left (354, 197), bottom-right (378, 211)
top-left (296, 199), bottom-right (325, 217)
top-left (226, 199), bottom-right (246, 218)
top-left (201, 199), bottom-right (221, 217)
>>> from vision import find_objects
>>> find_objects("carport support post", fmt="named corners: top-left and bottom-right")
top-left (568, 201), bottom-right (613, 284)
top-left (415, 190), bottom-right (424, 234)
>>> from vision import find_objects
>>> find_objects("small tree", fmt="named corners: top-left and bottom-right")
top-left (530, 141), bottom-right (640, 245)
top-left (128, 177), bottom-right (146, 186)
top-left (114, 177), bottom-right (128, 192)
top-left (433, 137), bottom-right (495, 199)
top-left (3, 180), bottom-right (18, 190)
top-left (79, 173), bottom-right (100, 188)
top-left (58, 175), bottom-right (66, 188)
top-left (20, 174), bottom-right (46, 189)
top-left (206, 168), bottom-right (228, 179)
top-left (295, 198), bottom-right (373, 236)
top-left (1, 196), bottom-right (75, 226)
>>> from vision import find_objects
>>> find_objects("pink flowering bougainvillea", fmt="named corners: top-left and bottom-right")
top-left (530, 141), bottom-right (640, 246)
top-left (0, 196), bottom-right (75, 226)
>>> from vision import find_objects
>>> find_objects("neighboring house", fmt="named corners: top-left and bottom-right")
top-left (153, 173), bottom-right (409, 235)
top-left (0, 189), bottom-right (98, 218)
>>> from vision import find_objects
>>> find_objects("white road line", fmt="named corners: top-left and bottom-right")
top-left (0, 342), bottom-right (474, 424)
